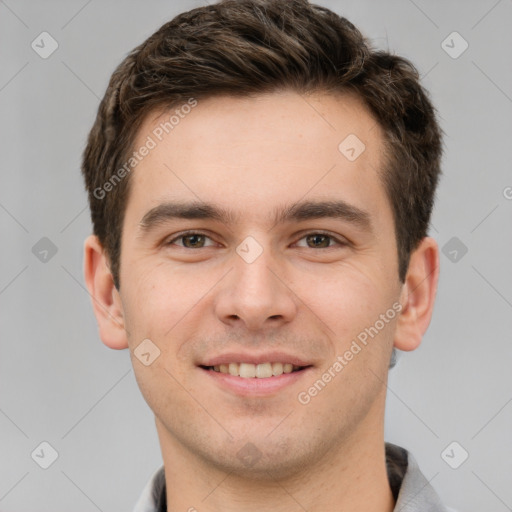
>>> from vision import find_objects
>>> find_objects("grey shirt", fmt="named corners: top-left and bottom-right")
top-left (133, 443), bottom-right (453, 512)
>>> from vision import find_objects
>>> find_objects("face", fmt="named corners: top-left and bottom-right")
top-left (116, 91), bottom-right (404, 477)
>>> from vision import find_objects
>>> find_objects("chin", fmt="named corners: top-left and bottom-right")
top-left (196, 435), bottom-right (320, 482)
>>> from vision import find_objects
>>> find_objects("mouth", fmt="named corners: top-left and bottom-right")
top-left (200, 362), bottom-right (310, 379)
top-left (198, 358), bottom-right (313, 396)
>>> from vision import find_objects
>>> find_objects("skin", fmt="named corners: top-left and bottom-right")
top-left (84, 90), bottom-right (439, 512)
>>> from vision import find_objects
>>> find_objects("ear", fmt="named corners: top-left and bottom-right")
top-left (83, 234), bottom-right (128, 350)
top-left (394, 237), bottom-right (439, 352)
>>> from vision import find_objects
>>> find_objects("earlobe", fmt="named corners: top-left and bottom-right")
top-left (394, 237), bottom-right (439, 352)
top-left (83, 235), bottom-right (129, 350)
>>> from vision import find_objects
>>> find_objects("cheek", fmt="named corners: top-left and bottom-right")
top-left (121, 263), bottom-right (203, 410)
top-left (290, 263), bottom-right (393, 340)
top-left (121, 259), bottom-right (221, 348)
top-left (121, 260), bottom-right (178, 341)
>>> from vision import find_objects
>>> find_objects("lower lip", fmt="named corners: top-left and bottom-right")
top-left (201, 367), bottom-right (312, 396)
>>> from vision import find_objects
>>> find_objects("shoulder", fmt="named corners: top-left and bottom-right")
top-left (386, 442), bottom-right (458, 512)
top-left (133, 466), bottom-right (166, 512)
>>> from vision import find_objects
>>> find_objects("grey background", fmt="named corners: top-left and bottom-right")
top-left (1, 0), bottom-right (511, 511)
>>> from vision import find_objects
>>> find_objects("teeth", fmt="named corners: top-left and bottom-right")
top-left (256, 363), bottom-right (272, 378)
top-left (239, 363), bottom-right (256, 378)
top-left (210, 362), bottom-right (303, 378)
top-left (271, 362), bottom-right (283, 376)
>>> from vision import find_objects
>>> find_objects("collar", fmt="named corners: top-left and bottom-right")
top-left (133, 443), bottom-right (450, 512)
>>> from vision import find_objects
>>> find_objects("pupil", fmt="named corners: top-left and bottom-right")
top-left (307, 234), bottom-right (329, 248)
top-left (184, 234), bottom-right (204, 247)
top-left (308, 235), bottom-right (329, 247)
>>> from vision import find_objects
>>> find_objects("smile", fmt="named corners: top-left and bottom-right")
top-left (202, 362), bottom-right (305, 379)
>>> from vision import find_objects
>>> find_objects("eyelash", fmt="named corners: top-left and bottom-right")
top-left (165, 230), bottom-right (348, 249)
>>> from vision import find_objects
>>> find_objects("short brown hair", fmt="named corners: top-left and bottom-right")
top-left (82, 0), bottom-right (442, 289)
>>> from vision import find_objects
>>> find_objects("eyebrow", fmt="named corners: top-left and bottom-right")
top-left (138, 199), bottom-right (372, 234)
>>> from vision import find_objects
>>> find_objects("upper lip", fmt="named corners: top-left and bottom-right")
top-left (199, 351), bottom-right (313, 367)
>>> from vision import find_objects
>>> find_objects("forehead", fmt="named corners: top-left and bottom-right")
top-left (126, 91), bottom-right (391, 227)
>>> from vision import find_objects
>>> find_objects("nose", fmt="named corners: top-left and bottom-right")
top-left (214, 243), bottom-right (298, 332)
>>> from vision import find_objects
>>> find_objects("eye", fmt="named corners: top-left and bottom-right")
top-left (294, 232), bottom-right (346, 249)
top-left (165, 231), bottom-right (346, 250)
top-left (166, 232), bottom-right (216, 248)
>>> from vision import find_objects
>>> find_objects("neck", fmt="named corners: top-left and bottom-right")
top-left (156, 404), bottom-right (395, 512)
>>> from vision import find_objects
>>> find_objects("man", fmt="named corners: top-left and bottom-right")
top-left (82, 0), bottom-right (451, 510)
